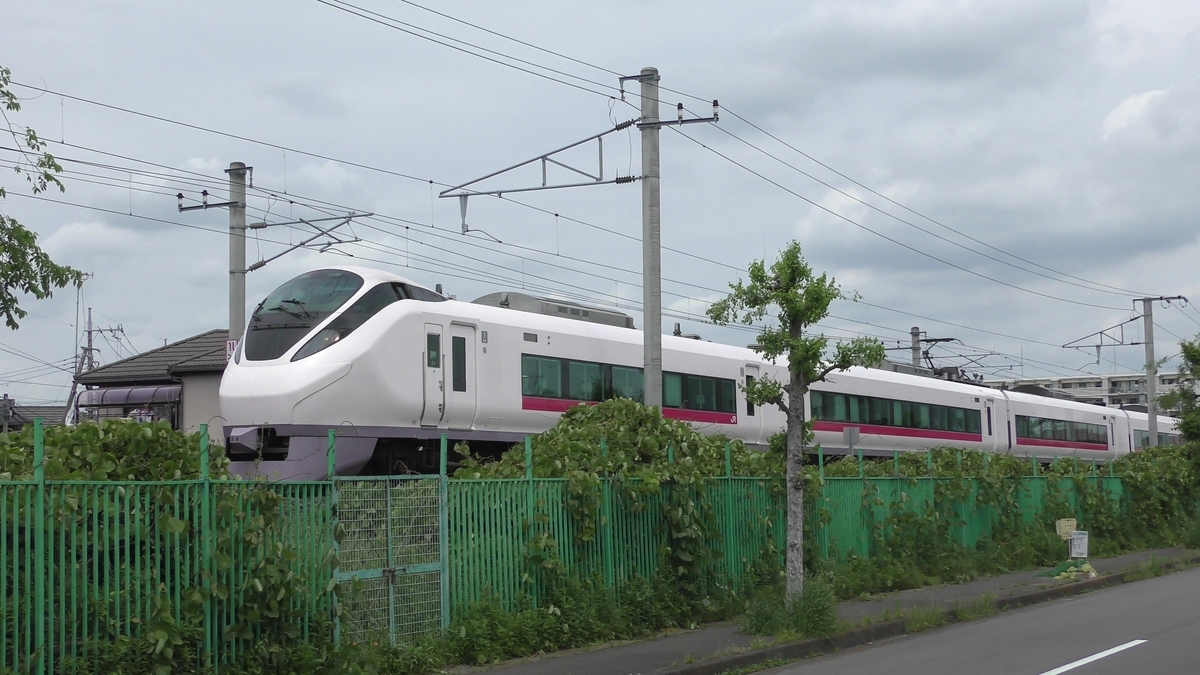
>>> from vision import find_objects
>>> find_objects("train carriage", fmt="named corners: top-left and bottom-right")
top-left (220, 267), bottom-right (1180, 479)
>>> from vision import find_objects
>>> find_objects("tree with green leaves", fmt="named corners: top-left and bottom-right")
top-left (707, 241), bottom-right (885, 599)
top-left (1162, 336), bottom-right (1200, 444)
top-left (0, 66), bottom-right (85, 329)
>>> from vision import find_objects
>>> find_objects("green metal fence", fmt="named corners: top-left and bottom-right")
top-left (1, 422), bottom-right (335, 674)
top-left (0, 423), bottom-right (1134, 671)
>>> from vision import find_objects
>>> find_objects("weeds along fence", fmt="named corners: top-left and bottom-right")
top-left (1, 423), bottom-right (334, 675)
top-left (3, 424), bottom-right (1131, 671)
top-left (444, 444), bottom-right (1125, 614)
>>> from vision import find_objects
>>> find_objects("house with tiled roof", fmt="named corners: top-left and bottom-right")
top-left (75, 329), bottom-right (228, 437)
top-left (0, 395), bottom-right (68, 432)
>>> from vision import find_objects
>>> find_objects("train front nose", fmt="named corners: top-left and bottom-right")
top-left (220, 360), bottom-right (353, 426)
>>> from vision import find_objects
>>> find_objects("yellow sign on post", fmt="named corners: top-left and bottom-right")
top-left (1056, 518), bottom-right (1077, 540)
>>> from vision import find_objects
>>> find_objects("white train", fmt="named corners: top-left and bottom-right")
top-left (220, 266), bottom-right (1181, 479)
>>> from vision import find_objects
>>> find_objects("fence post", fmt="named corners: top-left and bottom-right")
top-left (893, 450), bottom-right (899, 477)
top-left (926, 450), bottom-right (933, 477)
top-left (668, 443), bottom-right (674, 464)
top-left (199, 424), bottom-right (215, 669)
top-left (857, 447), bottom-right (864, 479)
top-left (599, 439), bottom-right (615, 592)
top-left (524, 436), bottom-right (536, 605)
top-left (328, 429), bottom-right (341, 644)
top-left (1031, 456), bottom-right (1039, 477)
top-left (723, 442), bottom-right (736, 589)
top-left (818, 446), bottom-right (824, 479)
top-left (33, 418), bottom-right (45, 675)
top-left (439, 434), bottom-right (450, 632)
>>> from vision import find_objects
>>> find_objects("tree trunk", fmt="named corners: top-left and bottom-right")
top-left (784, 366), bottom-right (807, 601)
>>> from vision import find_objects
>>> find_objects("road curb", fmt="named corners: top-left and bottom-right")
top-left (658, 554), bottom-right (1200, 675)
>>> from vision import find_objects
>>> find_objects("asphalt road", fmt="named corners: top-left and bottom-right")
top-left (765, 566), bottom-right (1200, 675)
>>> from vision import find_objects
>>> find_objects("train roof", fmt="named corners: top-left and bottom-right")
top-left (318, 265), bottom-right (433, 291)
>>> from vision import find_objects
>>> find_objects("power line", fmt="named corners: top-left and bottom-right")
top-left (393, 0), bottom-right (622, 77)
top-left (702, 122), bottom-right (1147, 299)
top-left (308, 0), bottom-right (1155, 302)
top-left (716, 109), bottom-right (1154, 299)
top-left (14, 93), bottom-right (1150, 373)
top-left (0, 344), bottom-right (73, 373)
top-left (668, 125), bottom-right (1129, 312)
top-left (316, 0), bottom-right (621, 99)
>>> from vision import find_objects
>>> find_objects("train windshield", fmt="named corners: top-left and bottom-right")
top-left (244, 269), bottom-right (364, 361)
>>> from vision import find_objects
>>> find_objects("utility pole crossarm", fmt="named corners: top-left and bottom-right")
top-left (438, 119), bottom-right (640, 200)
top-left (246, 216), bottom-right (364, 272)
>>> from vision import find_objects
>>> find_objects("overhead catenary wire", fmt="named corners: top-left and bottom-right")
top-left (9, 190), bottom-right (1114, 380)
top-left (14, 84), bottom-right (1191, 375)
top-left (701, 122), bottom-right (1149, 299)
top-left (314, 0), bottom-right (1156, 302)
top-left (667, 125), bottom-right (1129, 313)
top-left (34, 143), bottom-right (1181, 378)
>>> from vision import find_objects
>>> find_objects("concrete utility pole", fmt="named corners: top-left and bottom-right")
top-left (911, 326), bottom-right (921, 368)
top-left (85, 308), bottom-right (94, 371)
top-left (179, 164), bottom-right (367, 362)
top-left (1139, 295), bottom-right (1187, 448)
top-left (228, 162), bottom-right (248, 345)
top-left (1143, 299), bottom-right (1157, 447)
top-left (641, 68), bottom-right (663, 409)
top-left (437, 68), bottom-right (716, 409)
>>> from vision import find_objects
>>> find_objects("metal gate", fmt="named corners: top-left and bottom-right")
top-left (334, 472), bottom-right (447, 644)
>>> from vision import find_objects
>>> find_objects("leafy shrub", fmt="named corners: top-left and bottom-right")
top-left (0, 418), bottom-right (228, 480)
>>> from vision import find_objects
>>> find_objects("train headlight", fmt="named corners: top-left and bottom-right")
top-left (292, 328), bottom-right (342, 361)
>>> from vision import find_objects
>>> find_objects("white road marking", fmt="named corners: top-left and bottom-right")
top-left (1038, 640), bottom-right (1148, 675)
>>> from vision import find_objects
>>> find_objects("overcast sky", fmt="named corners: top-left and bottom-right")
top-left (2, 0), bottom-right (1198, 405)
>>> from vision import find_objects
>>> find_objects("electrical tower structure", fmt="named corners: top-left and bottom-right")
top-left (177, 163), bottom-right (369, 360)
top-left (440, 67), bottom-right (718, 409)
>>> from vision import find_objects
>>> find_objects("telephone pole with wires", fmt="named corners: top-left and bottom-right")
top-left (178, 162), bottom-right (368, 360)
top-left (1141, 296), bottom-right (1187, 448)
top-left (64, 308), bottom-right (125, 423)
top-left (440, 67), bottom-right (718, 409)
top-left (1063, 295), bottom-right (1188, 449)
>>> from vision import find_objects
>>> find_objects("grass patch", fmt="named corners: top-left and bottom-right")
top-left (741, 573), bottom-right (837, 639)
top-left (903, 605), bottom-right (947, 633)
top-left (953, 594), bottom-right (997, 622)
top-left (1122, 555), bottom-right (1169, 582)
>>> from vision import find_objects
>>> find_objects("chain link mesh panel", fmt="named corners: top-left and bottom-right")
top-left (336, 477), bottom-right (442, 644)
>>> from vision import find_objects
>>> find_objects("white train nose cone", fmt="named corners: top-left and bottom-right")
top-left (221, 362), bottom-right (352, 426)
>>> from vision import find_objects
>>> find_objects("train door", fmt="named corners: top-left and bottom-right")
top-left (421, 323), bottom-right (445, 426)
top-left (985, 398), bottom-right (996, 451)
top-left (743, 365), bottom-right (763, 443)
top-left (442, 324), bottom-right (477, 430)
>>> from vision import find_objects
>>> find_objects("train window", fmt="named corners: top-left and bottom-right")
top-left (811, 391), bottom-right (981, 435)
top-left (1016, 415), bottom-right (1107, 445)
top-left (745, 376), bottom-right (755, 416)
top-left (569, 361), bottom-right (605, 401)
top-left (522, 355), bottom-right (562, 398)
top-left (247, 269), bottom-right (364, 361)
top-left (719, 380), bottom-right (736, 415)
top-left (292, 283), bottom-right (408, 361)
top-left (664, 373), bottom-right (683, 408)
top-left (402, 284), bottom-right (447, 302)
top-left (426, 333), bottom-right (441, 368)
top-left (452, 336), bottom-right (467, 392)
top-left (687, 376), bottom-right (716, 411)
top-left (611, 366), bottom-right (643, 401)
